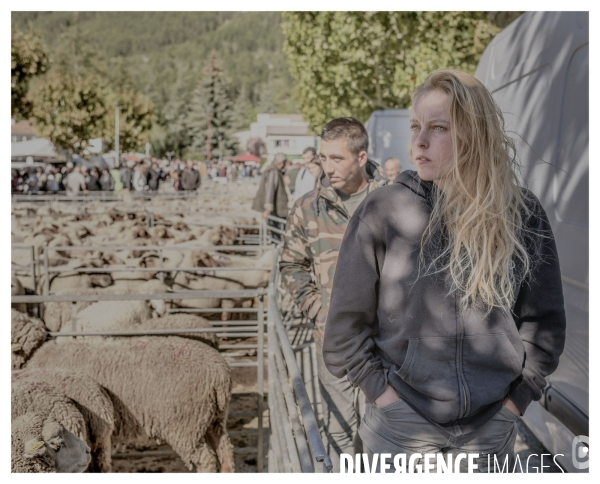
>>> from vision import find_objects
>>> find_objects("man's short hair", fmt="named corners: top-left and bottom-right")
top-left (273, 152), bottom-right (287, 163)
top-left (320, 117), bottom-right (369, 159)
top-left (303, 147), bottom-right (317, 156)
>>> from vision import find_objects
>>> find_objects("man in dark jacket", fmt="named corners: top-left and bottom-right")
top-left (120, 163), bottom-right (133, 190)
top-left (147, 163), bottom-right (161, 191)
top-left (180, 160), bottom-right (201, 191)
top-left (252, 152), bottom-right (289, 240)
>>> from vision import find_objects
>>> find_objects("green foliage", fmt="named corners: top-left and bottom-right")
top-left (281, 12), bottom-right (501, 132)
top-left (11, 28), bottom-right (49, 119)
top-left (27, 70), bottom-right (107, 155)
top-left (185, 51), bottom-right (238, 160)
top-left (104, 89), bottom-right (156, 154)
top-left (12, 11), bottom-right (298, 155)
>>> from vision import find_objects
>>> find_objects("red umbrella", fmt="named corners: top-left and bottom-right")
top-left (233, 153), bottom-right (261, 162)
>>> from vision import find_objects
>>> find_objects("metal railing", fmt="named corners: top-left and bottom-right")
top-left (12, 203), bottom-right (331, 472)
top-left (12, 287), bottom-right (267, 471)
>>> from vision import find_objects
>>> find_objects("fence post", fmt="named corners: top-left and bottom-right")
top-left (257, 298), bottom-right (265, 472)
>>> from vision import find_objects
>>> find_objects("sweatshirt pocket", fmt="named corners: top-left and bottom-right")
top-left (396, 336), bottom-right (461, 412)
top-left (462, 333), bottom-right (523, 414)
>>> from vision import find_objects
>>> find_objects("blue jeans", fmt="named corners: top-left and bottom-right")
top-left (359, 398), bottom-right (519, 473)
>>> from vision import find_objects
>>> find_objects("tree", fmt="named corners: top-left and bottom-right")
top-left (11, 28), bottom-right (49, 119)
top-left (27, 70), bottom-right (107, 156)
top-left (186, 51), bottom-right (238, 160)
top-left (103, 88), bottom-right (156, 154)
top-left (281, 12), bottom-right (501, 131)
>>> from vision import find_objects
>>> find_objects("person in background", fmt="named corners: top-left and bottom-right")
top-left (252, 152), bottom-right (289, 241)
top-left (120, 162), bottom-right (133, 190)
top-left (323, 69), bottom-right (566, 473)
top-left (65, 166), bottom-right (87, 196)
top-left (132, 164), bottom-right (147, 192)
top-left (280, 118), bottom-right (388, 471)
top-left (11, 169), bottom-right (19, 193)
top-left (87, 167), bottom-right (101, 191)
top-left (147, 163), bottom-right (161, 191)
top-left (383, 156), bottom-right (402, 182)
top-left (99, 168), bottom-right (115, 191)
top-left (286, 159), bottom-right (301, 195)
top-left (293, 147), bottom-right (318, 201)
top-left (180, 160), bottom-right (201, 190)
top-left (110, 165), bottom-right (123, 192)
top-left (46, 169), bottom-right (60, 193)
top-left (306, 156), bottom-right (323, 181)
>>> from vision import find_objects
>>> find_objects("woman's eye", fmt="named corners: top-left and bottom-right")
top-left (433, 126), bottom-right (446, 131)
top-left (410, 124), bottom-right (419, 131)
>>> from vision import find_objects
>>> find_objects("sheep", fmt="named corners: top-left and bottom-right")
top-left (12, 309), bottom-right (47, 370)
top-left (45, 280), bottom-right (172, 333)
top-left (63, 299), bottom-right (152, 334)
top-left (191, 249), bottom-right (274, 289)
top-left (171, 272), bottom-right (246, 320)
top-left (12, 368), bottom-right (115, 472)
top-left (12, 274), bottom-right (27, 314)
top-left (12, 413), bottom-right (91, 473)
top-left (139, 314), bottom-right (218, 348)
top-left (26, 337), bottom-right (235, 472)
top-left (12, 379), bottom-right (89, 444)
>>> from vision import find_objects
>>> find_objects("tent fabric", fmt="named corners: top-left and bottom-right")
top-left (233, 153), bottom-right (261, 162)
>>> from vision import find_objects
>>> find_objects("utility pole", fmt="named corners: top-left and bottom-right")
top-left (206, 105), bottom-right (212, 162)
top-left (115, 101), bottom-right (120, 168)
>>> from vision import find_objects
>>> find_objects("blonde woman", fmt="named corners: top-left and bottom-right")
top-left (323, 69), bottom-right (566, 473)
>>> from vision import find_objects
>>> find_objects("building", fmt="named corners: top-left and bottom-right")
top-left (235, 114), bottom-right (318, 163)
top-left (11, 119), bottom-right (37, 142)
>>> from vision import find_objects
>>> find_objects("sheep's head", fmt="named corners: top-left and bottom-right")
top-left (16, 416), bottom-right (91, 473)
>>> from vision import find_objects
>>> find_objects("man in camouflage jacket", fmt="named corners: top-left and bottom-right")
top-left (279, 118), bottom-right (387, 471)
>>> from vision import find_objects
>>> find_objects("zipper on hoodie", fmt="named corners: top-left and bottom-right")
top-left (456, 295), bottom-right (470, 419)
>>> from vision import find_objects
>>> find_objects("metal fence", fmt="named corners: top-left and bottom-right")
top-left (11, 208), bottom-right (331, 472)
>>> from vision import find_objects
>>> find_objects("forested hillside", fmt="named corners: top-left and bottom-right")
top-left (12, 11), bottom-right (297, 155)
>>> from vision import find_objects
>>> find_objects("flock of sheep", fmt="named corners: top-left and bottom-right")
top-left (11, 182), bottom-right (272, 473)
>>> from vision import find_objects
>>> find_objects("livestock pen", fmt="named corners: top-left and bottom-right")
top-left (11, 195), bottom-right (332, 473)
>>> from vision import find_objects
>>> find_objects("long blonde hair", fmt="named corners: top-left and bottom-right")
top-left (410, 69), bottom-right (533, 314)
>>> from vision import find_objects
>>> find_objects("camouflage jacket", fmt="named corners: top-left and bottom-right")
top-left (279, 163), bottom-right (387, 346)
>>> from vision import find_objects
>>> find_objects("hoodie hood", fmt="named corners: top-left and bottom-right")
top-left (395, 170), bottom-right (434, 200)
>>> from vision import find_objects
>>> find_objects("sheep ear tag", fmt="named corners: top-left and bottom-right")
top-left (11, 343), bottom-right (22, 352)
top-left (24, 440), bottom-right (46, 457)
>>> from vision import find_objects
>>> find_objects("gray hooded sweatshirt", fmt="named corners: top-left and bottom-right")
top-left (323, 171), bottom-right (566, 436)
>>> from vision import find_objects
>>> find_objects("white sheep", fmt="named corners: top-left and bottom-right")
top-left (12, 309), bottom-right (47, 370)
top-left (26, 336), bottom-right (234, 472)
top-left (12, 413), bottom-right (91, 473)
top-left (12, 274), bottom-right (27, 314)
top-left (12, 378), bottom-right (89, 446)
top-left (50, 280), bottom-right (171, 334)
top-left (63, 299), bottom-right (152, 335)
top-left (12, 368), bottom-right (115, 472)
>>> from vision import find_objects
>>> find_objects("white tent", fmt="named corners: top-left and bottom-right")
top-left (11, 138), bottom-right (57, 159)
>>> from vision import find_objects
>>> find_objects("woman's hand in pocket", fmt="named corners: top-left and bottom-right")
top-left (502, 397), bottom-right (521, 416)
top-left (375, 384), bottom-right (400, 409)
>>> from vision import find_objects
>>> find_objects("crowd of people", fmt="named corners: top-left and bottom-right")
top-left (11, 157), bottom-right (260, 195)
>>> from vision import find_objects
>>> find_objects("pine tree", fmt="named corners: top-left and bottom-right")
top-left (186, 51), bottom-right (238, 160)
